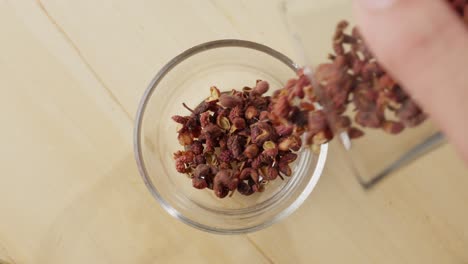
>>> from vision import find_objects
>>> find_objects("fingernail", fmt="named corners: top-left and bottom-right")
top-left (356, 0), bottom-right (396, 10)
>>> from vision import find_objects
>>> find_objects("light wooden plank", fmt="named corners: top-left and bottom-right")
top-left (0, 2), bottom-right (269, 263)
top-left (34, 155), bottom-right (270, 264)
top-left (35, 0), bottom-right (297, 116)
top-left (248, 144), bottom-right (468, 263)
top-left (0, 2), bottom-right (133, 261)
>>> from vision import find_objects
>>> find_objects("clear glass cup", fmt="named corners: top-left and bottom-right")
top-left (281, 0), bottom-right (444, 187)
top-left (134, 40), bottom-right (328, 234)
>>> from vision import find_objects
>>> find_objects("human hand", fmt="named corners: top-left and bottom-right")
top-left (353, 0), bottom-right (468, 163)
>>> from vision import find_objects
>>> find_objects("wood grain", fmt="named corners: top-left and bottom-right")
top-left (249, 143), bottom-right (468, 263)
top-left (1, 0), bottom-right (467, 263)
top-left (0, 1), bottom-right (269, 263)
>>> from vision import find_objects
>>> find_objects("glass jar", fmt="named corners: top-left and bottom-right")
top-left (281, 0), bottom-right (444, 187)
top-left (134, 40), bottom-right (328, 234)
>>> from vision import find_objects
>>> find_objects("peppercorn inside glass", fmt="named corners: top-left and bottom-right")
top-left (172, 81), bottom-right (303, 198)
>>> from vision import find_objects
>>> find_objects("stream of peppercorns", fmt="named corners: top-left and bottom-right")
top-left (172, 0), bottom-right (468, 198)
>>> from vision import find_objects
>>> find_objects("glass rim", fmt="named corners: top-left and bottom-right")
top-left (133, 39), bottom-right (328, 234)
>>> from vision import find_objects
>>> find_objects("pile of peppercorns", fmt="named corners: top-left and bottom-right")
top-left (172, 0), bottom-right (467, 198)
top-left (172, 82), bottom-right (300, 198)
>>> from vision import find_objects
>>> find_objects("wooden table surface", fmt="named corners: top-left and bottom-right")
top-left (1, 1), bottom-right (468, 263)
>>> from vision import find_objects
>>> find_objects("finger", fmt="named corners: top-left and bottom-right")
top-left (354, 0), bottom-right (468, 162)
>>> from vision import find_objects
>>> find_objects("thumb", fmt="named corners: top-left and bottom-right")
top-left (354, 0), bottom-right (468, 163)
